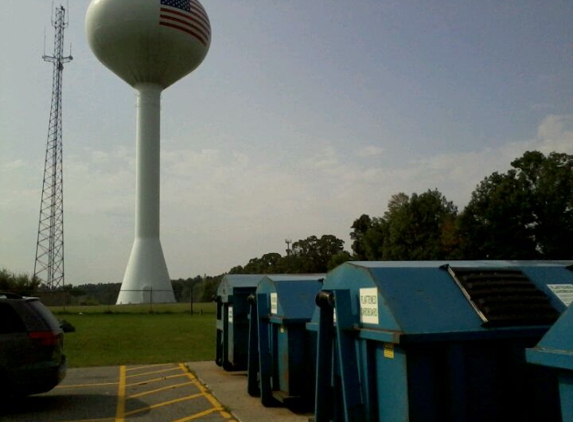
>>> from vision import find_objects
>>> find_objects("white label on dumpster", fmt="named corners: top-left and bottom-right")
top-left (228, 306), bottom-right (233, 323)
top-left (360, 288), bottom-right (379, 324)
top-left (270, 292), bottom-right (278, 314)
top-left (548, 284), bottom-right (573, 306)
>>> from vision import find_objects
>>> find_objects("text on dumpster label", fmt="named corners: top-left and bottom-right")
top-left (547, 284), bottom-right (573, 307)
top-left (360, 287), bottom-right (379, 324)
top-left (270, 292), bottom-right (278, 314)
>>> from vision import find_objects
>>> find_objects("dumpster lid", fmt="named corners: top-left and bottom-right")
top-left (322, 261), bottom-right (573, 337)
top-left (220, 274), bottom-right (266, 288)
top-left (217, 274), bottom-right (267, 298)
top-left (446, 265), bottom-right (560, 327)
top-left (258, 274), bottom-right (325, 320)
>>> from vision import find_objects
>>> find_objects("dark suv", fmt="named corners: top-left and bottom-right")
top-left (0, 292), bottom-right (67, 396)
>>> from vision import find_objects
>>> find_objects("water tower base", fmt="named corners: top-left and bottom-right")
top-left (116, 237), bottom-right (176, 304)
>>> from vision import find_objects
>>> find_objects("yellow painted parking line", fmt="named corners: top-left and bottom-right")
top-left (125, 366), bottom-right (181, 378)
top-left (126, 372), bottom-right (187, 387)
top-left (127, 380), bottom-right (194, 399)
top-left (126, 363), bottom-right (175, 372)
top-left (124, 393), bottom-right (203, 417)
top-left (55, 381), bottom-right (119, 389)
top-left (172, 408), bottom-right (220, 422)
top-left (178, 363), bottom-right (237, 421)
top-left (115, 365), bottom-right (126, 422)
top-left (50, 363), bottom-right (242, 422)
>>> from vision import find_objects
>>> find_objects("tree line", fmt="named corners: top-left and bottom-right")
top-left (230, 150), bottom-right (573, 272)
top-left (3, 150), bottom-right (572, 302)
top-left (350, 151), bottom-right (573, 261)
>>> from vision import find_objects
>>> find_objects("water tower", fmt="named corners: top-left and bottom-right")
top-left (85, 0), bottom-right (211, 304)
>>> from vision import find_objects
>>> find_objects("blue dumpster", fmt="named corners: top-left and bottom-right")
top-left (216, 274), bottom-right (264, 371)
top-left (251, 274), bottom-right (324, 408)
top-left (527, 270), bottom-right (573, 422)
top-left (309, 261), bottom-right (573, 422)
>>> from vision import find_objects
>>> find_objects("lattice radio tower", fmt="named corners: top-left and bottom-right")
top-left (34, 5), bottom-right (72, 289)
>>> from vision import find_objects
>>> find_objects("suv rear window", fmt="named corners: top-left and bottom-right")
top-left (27, 300), bottom-right (62, 331)
top-left (0, 303), bottom-right (26, 334)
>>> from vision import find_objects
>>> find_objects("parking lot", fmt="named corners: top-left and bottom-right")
top-left (0, 363), bottom-right (235, 422)
top-left (0, 362), bottom-right (309, 422)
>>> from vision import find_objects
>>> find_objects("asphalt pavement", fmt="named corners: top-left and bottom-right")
top-left (0, 362), bottom-right (312, 422)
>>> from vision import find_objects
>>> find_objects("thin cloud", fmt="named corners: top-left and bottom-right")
top-left (355, 145), bottom-right (385, 158)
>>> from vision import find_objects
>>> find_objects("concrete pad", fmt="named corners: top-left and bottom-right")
top-left (187, 361), bottom-right (312, 422)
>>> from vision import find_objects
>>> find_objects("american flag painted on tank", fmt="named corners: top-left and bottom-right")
top-left (159, 0), bottom-right (210, 46)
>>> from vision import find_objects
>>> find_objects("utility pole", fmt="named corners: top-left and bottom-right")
top-left (34, 5), bottom-right (72, 289)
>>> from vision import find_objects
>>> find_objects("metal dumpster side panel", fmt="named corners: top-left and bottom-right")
top-left (525, 266), bottom-right (573, 422)
top-left (216, 274), bottom-right (266, 371)
top-left (255, 275), bottom-right (324, 408)
top-left (314, 261), bottom-right (571, 422)
top-left (374, 342), bottom-right (409, 422)
top-left (560, 373), bottom-right (573, 422)
top-left (361, 338), bottom-right (562, 422)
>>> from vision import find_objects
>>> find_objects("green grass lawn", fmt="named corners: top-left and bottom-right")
top-left (50, 301), bottom-right (216, 314)
top-left (51, 303), bottom-right (217, 368)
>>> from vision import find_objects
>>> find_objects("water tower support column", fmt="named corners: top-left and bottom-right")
top-left (86, 0), bottom-right (211, 305)
top-left (116, 83), bottom-right (175, 304)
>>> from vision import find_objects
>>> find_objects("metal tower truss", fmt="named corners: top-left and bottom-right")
top-left (34, 6), bottom-right (72, 289)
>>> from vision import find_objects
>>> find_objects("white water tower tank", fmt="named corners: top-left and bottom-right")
top-left (86, 0), bottom-right (211, 304)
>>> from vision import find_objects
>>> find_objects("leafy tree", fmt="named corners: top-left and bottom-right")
top-left (188, 274), bottom-right (221, 302)
top-left (350, 214), bottom-right (373, 259)
top-left (327, 251), bottom-right (353, 270)
top-left (228, 265), bottom-right (245, 274)
top-left (228, 234), bottom-right (349, 274)
top-left (290, 235), bottom-right (346, 273)
top-left (382, 190), bottom-right (458, 260)
top-left (355, 217), bottom-right (388, 260)
top-left (0, 269), bottom-right (41, 296)
top-left (459, 151), bottom-right (573, 259)
top-left (350, 190), bottom-right (458, 261)
top-left (243, 253), bottom-right (283, 274)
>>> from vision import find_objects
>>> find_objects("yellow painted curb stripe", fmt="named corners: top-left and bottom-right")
top-left (115, 365), bottom-right (126, 422)
top-left (178, 363), bottom-right (237, 421)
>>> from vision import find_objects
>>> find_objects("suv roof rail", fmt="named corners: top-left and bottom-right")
top-left (0, 291), bottom-right (24, 299)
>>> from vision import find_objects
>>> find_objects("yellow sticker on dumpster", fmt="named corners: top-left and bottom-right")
top-left (383, 343), bottom-right (394, 359)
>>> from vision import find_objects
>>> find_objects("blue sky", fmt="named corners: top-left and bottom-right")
top-left (1, 0), bottom-right (572, 285)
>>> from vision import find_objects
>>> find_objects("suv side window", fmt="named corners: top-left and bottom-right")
top-left (0, 303), bottom-right (26, 334)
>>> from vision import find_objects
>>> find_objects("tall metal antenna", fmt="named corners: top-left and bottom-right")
top-left (34, 5), bottom-right (72, 289)
top-left (285, 239), bottom-right (292, 256)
